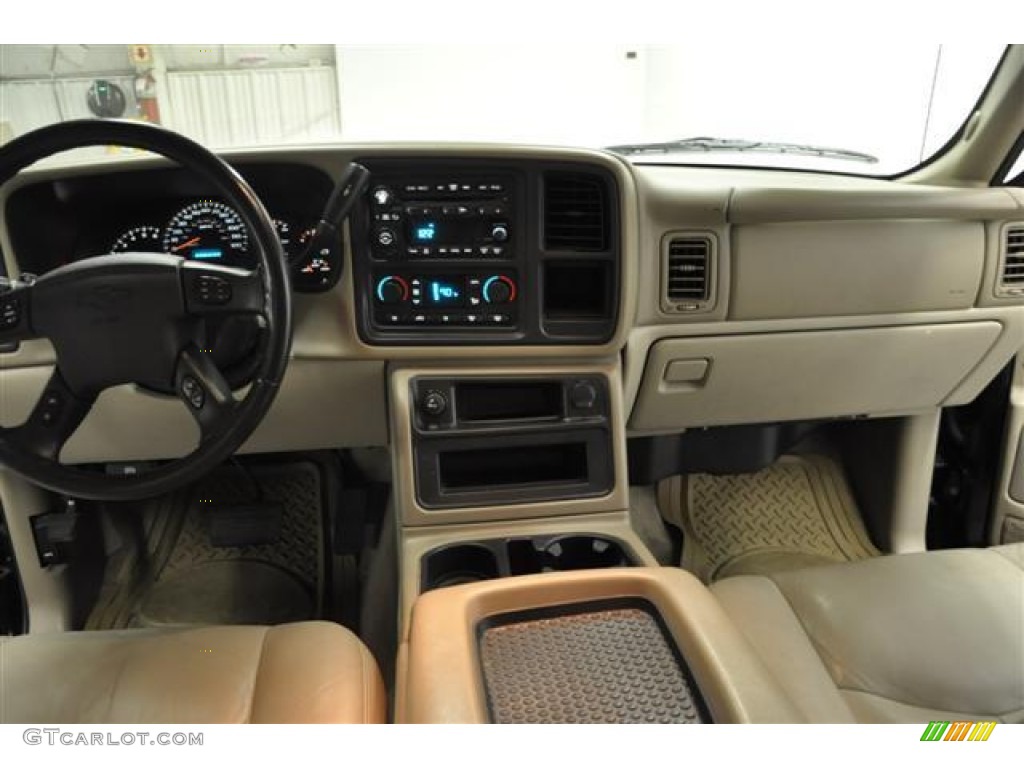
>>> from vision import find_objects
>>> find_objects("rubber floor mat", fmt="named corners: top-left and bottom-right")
top-left (659, 455), bottom-right (879, 583)
top-left (88, 461), bottom-right (325, 629)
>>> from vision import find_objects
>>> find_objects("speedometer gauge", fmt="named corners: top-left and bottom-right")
top-left (111, 225), bottom-right (164, 253)
top-left (163, 200), bottom-right (250, 267)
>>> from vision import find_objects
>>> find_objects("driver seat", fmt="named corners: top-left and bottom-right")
top-left (0, 621), bottom-right (386, 723)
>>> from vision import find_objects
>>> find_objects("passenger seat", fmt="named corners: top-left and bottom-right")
top-left (711, 544), bottom-right (1024, 723)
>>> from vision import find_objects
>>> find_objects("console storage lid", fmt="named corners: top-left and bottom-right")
top-left (398, 566), bottom-right (823, 723)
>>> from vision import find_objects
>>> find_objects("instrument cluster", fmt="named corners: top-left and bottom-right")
top-left (107, 199), bottom-right (315, 269)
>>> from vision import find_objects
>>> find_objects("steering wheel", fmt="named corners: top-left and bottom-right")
top-left (0, 120), bottom-right (292, 501)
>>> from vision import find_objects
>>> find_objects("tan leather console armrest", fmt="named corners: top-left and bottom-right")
top-left (398, 566), bottom-right (804, 723)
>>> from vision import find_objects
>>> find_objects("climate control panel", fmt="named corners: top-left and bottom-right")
top-left (372, 271), bottom-right (518, 327)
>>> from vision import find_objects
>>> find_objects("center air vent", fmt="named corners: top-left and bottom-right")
top-left (664, 236), bottom-right (712, 311)
top-left (1001, 226), bottom-right (1024, 292)
top-left (544, 172), bottom-right (609, 252)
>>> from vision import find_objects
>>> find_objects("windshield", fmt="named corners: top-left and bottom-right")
top-left (0, 43), bottom-right (1006, 175)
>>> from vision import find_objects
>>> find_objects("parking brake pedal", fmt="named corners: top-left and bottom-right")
top-left (207, 503), bottom-right (283, 548)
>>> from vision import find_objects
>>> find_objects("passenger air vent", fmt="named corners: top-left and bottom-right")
top-left (663, 235), bottom-right (713, 312)
top-left (1001, 226), bottom-right (1024, 292)
top-left (543, 172), bottom-right (609, 252)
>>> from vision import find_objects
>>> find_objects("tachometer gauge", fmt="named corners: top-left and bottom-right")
top-left (111, 225), bottom-right (164, 253)
top-left (162, 200), bottom-right (250, 267)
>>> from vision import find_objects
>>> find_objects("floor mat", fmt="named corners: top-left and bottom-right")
top-left (87, 461), bottom-right (325, 629)
top-left (659, 454), bottom-right (879, 583)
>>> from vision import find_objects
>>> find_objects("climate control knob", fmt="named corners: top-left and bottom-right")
top-left (375, 275), bottom-right (409, 305)
top-left (482, 275), bottom-right (516, 304)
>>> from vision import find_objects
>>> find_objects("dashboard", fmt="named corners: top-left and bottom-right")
top-left (1, 144), bottom-right (1023, 466)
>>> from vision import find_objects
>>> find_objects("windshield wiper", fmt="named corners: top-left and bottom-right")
top-left (605, 136), bottom-right (879, 164)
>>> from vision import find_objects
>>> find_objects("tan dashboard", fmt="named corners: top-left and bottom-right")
top-left (1, 145), bottom-right (1022, 462)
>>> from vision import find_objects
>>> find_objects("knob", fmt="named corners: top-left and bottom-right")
top-left (570, 381), bottom-right (598, 410)
top-left (375, 276), bottom-right (409, 304)
top-left (482, 275), bottom-right (516, 304)
top-left (375, 227), bottom-right (397, 248)
top-left (421, 390), bottom-right (448, 417)
top-left (371, 186), bottom-right (393, 207)
top-left (490, 224), bottom-right (509, 243)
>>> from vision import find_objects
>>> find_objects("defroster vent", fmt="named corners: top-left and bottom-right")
top-left (544, 172), bottom-right (609, 252)
top-left (665, 237), bottom-right (711, 306)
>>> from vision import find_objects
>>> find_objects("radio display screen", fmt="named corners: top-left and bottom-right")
top-left (406, 216), bottom-right (480, 245)
top-left (412, 220), bottom-right (439, 243)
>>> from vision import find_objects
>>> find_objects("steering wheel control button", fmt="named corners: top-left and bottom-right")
top-left (181, 376), bottom-right (205, 410)
top-left (421, 390), bottom-right (448, 417)
top-left (195, 275), bottom-right (232, 305)
top-left (38, 389), bottom-right (64, 426)
top-left (0, 295), bottom-right (21, 329)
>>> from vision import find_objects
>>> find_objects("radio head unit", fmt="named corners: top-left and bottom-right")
top-left (368, 176), bottom-right (514, 260)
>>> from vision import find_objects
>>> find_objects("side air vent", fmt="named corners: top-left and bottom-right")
top-left (663, 235), bottom-right (713, 311)
top-left (1001, 226), bottom-right (1024, 293)
top-left (543, 172), bottom-right (609, 252)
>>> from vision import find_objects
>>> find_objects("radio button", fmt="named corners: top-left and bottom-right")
top-left (371, 186), bottom-right (394, 207)
top-left (375, 227), bottom-right (397, 248)
top-left (490, 224), bottom-right (509, 243)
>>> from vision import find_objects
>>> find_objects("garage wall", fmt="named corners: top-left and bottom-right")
top-left (0, 66), bottom-right (341, 150)
top-left (0, 76), bottom-right (137, 137)
top-left (165, 66), bottom-right (341, 148)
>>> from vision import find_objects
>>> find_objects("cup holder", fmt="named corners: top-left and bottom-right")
top-left (422, 544), bottom-right (500, 590)
top-left (541, 535), bottom-right (630, 571)
top-left (422, 534), bottom-right (636, 592)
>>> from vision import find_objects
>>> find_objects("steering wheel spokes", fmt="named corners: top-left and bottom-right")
top-left (175, 344), bottom-right (238, 440)
top-left (0, 119), bottom-right (293, 501)
top-left (6, 368), bottom-right (95, 461)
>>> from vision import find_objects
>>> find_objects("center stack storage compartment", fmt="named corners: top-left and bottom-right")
top-left (411, 376), bottom-right (615, 508)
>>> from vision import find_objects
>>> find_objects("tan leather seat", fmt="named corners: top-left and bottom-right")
top-left (711, 544), bottom-right (1024, 723)
top-left (0, 621), bottom-right (386, 723)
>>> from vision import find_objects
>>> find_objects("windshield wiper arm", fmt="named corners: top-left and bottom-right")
top-left (605, 136), bottom-right (879, 164)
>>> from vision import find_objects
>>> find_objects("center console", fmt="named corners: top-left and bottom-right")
top-left (398, 567), bottom-right (805, 723)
